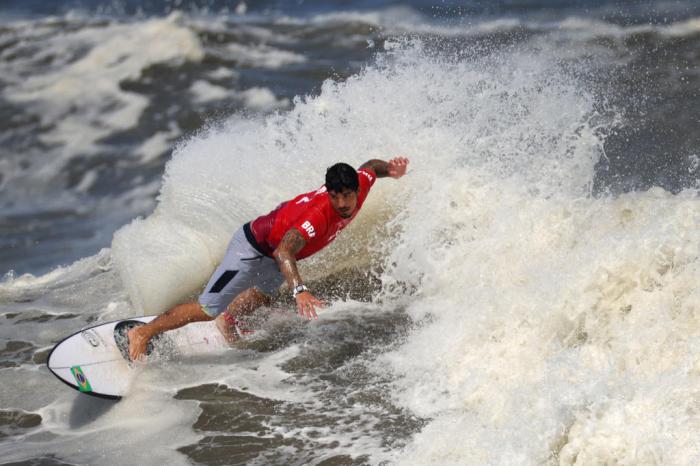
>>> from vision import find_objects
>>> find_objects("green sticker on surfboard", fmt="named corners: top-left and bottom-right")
top-left (70, 366), bottom-right (92, 392)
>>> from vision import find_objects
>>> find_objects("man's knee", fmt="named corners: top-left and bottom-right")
top-left (228, 288), bottom-right (270, 314)
top-left (195, 303), bottom-right (216, 321)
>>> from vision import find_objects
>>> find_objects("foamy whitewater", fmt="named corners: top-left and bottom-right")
top-left (1, 2), bottom-right (700, 465)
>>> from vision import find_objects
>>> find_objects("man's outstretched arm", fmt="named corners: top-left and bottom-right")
top-left (273, 229), bottom-right (325, 320)
top-left (359, 156), bottom-right (409, 179)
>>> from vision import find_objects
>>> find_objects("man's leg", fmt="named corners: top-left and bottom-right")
top-left (128, 302), bottom-right (212, 361)
top-left (127, 226), bottom-right (282, 359)
top-left (215, 287), bottom-right (271, 343)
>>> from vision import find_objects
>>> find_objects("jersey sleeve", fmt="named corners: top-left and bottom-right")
top-left (357, 168), bottom-right (376, 202)
top-left (291, 207), bottom-right (328, 244)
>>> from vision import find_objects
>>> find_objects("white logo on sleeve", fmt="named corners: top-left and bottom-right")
top-left (301, 220), bottom-right (316, 238)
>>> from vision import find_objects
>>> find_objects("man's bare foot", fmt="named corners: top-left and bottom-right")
top-left (127, 326), bottom-right (150, 361)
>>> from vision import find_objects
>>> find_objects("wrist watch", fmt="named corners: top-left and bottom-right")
top-left (292, 284), bottom-right (309, 298)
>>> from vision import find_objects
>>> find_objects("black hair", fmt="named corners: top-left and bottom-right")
top-left (325, 163), bottom-right (359, 193)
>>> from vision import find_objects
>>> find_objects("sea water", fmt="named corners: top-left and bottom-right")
top-left (1, 1), bottom-right (699, 464)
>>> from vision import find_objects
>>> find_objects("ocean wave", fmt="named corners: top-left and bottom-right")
top-left (3, 12), bottom-right (203, 155)
top-left (110, 37), bottom-right (606, 310)
top-left (222, 42), bottom-right (306, 68)
top-left (96, 36), bottom-right (700, 464)
top-left (381, 184), bottom-right (700, 464)
top-left (275, 8), bottom-right (700, 40)
top-left (1, 8), bottom-right (699, 463)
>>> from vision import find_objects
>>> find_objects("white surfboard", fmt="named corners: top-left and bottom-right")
top-left (47, 316), bottom-right (233, 400)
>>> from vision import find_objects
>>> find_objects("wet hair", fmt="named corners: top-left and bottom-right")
top-left (325, 163), bottom-right (359, 193)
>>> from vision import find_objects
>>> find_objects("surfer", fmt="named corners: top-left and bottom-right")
top-left (128, 157), bottom-right (410, 360)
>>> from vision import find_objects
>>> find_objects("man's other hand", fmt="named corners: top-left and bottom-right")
top-left (295, 291), bottom-right (325, 320)
top-left (388, 156), bottom-right (409, 179)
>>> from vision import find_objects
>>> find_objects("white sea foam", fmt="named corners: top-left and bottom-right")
top-left (663, 17), bottom-right (700, 36)
top-left (239, 86), bottom-right (290, 111)
top-left (283, 8), bottom-right (700, 40)
top-left (207, 66), bottom-right (239, 80)
top-left (135, 122), bottom-right (181, 163)
top-left (347, 41), bottom-right (700, 465)
top-left (528, 15), bottom-right (700, 39)
top-left (378, 181), bottom-right (700, 464)
top-left (0, 389), bottom-right (203, 466)
top-left (224, 42), bottom-right (307, 69)
top-left (189, 79), bottom-right (231, 104)
top-left (188, 80), bottom-right (288, 112)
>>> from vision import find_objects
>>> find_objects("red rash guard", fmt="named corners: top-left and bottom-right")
top-left (245, 168), bottom-right (376, 259)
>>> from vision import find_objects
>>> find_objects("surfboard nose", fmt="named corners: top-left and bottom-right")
top-left (46, 317), bottom-right (160, 400)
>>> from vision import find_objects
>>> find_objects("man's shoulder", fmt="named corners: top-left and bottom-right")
top-left (286, 190), bottom-right (331, 224)
top-left (358, 167), bottom-right (376, 183)
top-left (357, 168), bottom-right (376, 193)
top-left (289, 185), bottom-right (326, 204)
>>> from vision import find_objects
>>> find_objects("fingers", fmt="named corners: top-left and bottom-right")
top-left (296, 296), bottom-right (325, 320)
top-left (311, 296), bottom-right (326, 308)
top-left (308, 305), bottom-right (318, 320)
top-left (297, 302), bottom-right (317, 320)
top-left (389, 156), bottom-right (409, 178)
top-left (128, 348), bottom-right (145, 363)
top-left (128, 328), bottom-right (147, 362)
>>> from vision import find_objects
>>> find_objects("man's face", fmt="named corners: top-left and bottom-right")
top-left (328, 188), bottom-right (358, 219)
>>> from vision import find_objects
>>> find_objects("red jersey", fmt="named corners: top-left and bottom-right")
top-left (246, 168), bottom-right (376, 259)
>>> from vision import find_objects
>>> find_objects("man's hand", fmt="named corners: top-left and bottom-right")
top-left (360, 157), bottom-right (410, 179)
top-left (387, 156), bottom-right (409, 179)
top-left (295, 291), bottom-right (325, 320)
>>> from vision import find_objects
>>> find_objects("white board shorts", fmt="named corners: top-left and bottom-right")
top-left (199, 225), bottom-right (284, 317)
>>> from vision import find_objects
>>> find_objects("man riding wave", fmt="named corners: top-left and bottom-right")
top-left (128, 157), bottom-right (409, 360)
